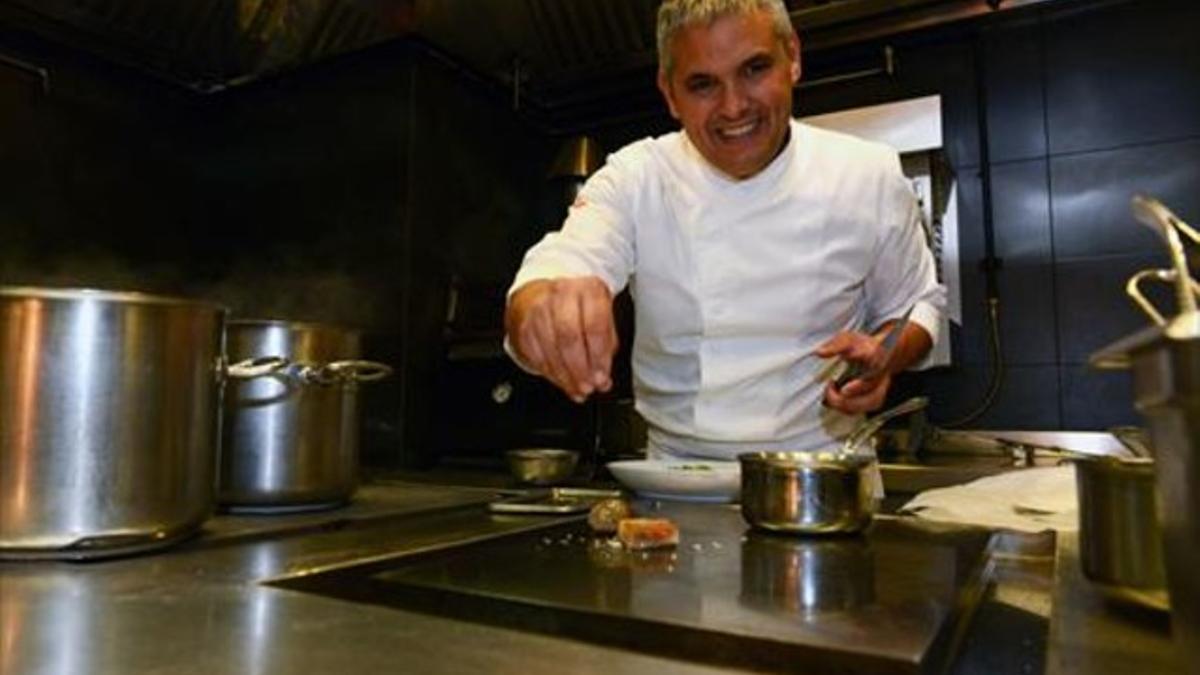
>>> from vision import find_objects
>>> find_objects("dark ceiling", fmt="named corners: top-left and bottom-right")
top-left (0, 0), bottom-right (1074, 127)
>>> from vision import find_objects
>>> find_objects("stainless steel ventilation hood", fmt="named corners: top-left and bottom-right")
top-left (0, 0), bottom-right (414, 92)
top-left (0, 0), bottom-right (1078, 99)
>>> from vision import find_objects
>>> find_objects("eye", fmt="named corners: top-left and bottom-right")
top-left (742, 56), bottom-right (773, 78)
top-left (684, 75), bottom-right (717, 95)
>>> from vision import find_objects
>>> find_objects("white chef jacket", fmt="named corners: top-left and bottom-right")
top-left (508, 120), bottom-right (945, 461)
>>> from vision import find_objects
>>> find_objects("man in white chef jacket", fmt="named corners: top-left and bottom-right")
top-left (505, 0), bottom-right (945, 461)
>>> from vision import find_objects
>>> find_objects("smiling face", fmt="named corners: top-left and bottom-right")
top-left (657, 8), bottom-right (800, 180)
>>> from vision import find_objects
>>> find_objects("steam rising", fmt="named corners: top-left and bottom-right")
top-left (0, 254), bottom-right (398, 331)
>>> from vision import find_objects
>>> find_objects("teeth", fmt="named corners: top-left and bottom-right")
top-left (718, 120), bottom-right (757, 139)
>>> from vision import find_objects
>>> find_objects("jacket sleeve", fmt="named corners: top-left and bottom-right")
top-left (508, 152), bottom-right (638, 298)
top-left (504, 148), bottom-right (641, 371)
top-left (863, 154), bottom-right (946, 352)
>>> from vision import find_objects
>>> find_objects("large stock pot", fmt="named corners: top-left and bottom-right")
top-left (0, 287), bottom-right (282, 560)
top-left (219, 320), bottom-right (391, 512)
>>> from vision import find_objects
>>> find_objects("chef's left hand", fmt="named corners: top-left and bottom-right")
top-left (816, 331), bottom-right (891, 414)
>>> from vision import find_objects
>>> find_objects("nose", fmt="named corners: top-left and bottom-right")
top-left (718, 81), bottom-right (750, 118)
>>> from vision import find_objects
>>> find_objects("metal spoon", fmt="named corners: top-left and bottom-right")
top-left (841, 396), bottom-right (930, 455)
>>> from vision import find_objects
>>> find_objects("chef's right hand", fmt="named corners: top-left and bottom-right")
top-left (505, 277), bottom-right (617, 403)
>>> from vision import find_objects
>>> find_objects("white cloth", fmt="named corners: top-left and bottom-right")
top-left (899, 466), bottom-right (1079, 533)
top-left (508, 120), bottom-right (945, 460)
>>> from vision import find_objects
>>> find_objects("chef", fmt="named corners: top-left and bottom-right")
top-left (504, 0), bottom-right (945, 461)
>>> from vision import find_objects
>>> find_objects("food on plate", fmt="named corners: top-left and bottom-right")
top-left (617, 518), bottom-right (680, 550)
top-left (587, 497), bottom-right (634, 533)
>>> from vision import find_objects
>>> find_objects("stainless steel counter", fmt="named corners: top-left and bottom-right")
top-left (0, 483), bottom-right (740, 675)
top-left (0, 478), bottom-right (1175, 675)
top-left (273, 503), bottom-right (996, 674)
top-left (1045, 532), bottom-right (1177, 674)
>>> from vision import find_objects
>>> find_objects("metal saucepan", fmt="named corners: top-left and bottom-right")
top-left (0, 287), bottom-right (286, 560)
top-left (219, 319), bottom-right (392, 512)
top-left (739, 451), bottom-right (876, 534)
top-left (739, 397), bottom-right (928, 535)
top-left (1089, 195), bottom-right (1200, 671)
top-left (1074, 453), bottom-right (1168, 611)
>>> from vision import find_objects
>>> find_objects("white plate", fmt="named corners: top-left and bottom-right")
top-left (606, 460), bottom-right (740, 503)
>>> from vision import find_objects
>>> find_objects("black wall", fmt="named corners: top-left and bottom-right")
top-left (1, 0), bottom-right (1197, 466)
top-left (0, 30), bottom-right (553, 468)
top-left (801, 0), bottom-right (1200, 430)
top-left (0, 32), bottom-right (197, 291)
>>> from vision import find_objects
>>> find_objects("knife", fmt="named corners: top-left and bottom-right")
top-left (819, 305), bottom-right (915, 390)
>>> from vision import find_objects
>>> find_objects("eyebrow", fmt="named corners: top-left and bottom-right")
top-left (678, 49), bottom-right (777, 86)
top-left (744, 52), bottom-right (774, 67)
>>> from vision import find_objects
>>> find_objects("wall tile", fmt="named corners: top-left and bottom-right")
top-left (997, 263), bottom-right (1058, 366)
top-left (983, 19), bottom-right (1046, 163)
top-left (949, 264), bottom-right (1058, 368)
top-left (1054, 253), bottom-right (1167, 364)
top-left (1051, 139), bottom-right (1200, 259)
top-left (992, 159), bottom-right (1051, 263)
top-left (895, 364), bottom-right (1061, 430)
top-left (1045, 0), bottom-right (1200, 154)
top-left (903, 41), bottom-right (981, 172)
top-left (955, 265), bottom-right (988, 367)
top-left (1060, 365), bottom-right (1138, 430)
top-left (953, 160), bottom-right (1057, 367)
top-left (953, 168), bottom-right (988, 366)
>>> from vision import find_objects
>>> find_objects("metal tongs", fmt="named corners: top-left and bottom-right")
top-left (818, 304), bottom-right (914, 389)
top-left (1126, 194), bottom-right (1200, 338)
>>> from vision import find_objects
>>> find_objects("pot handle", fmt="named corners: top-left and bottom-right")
top-left (226, 356), bottom-right (290, 379)
top-left (1125, 267), bottom-right (1200, 326)
top-left (301, 359), bottom-right (393, 385)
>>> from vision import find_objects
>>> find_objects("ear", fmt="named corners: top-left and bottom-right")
top-left (788, 32), bottom-right (802, 84)
top-left (657, 69), bottom-right (681, 120)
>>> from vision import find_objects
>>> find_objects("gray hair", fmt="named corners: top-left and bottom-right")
top-left (656, 0), bottom-right (794, 76)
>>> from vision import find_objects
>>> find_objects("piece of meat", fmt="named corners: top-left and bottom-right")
top-left (617, 518), bottom-right (679, 550)
top-left (587, 498), bottom-right (633, 533)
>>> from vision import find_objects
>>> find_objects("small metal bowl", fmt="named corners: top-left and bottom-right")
top-left (506, 448), bottom-right (579, 485)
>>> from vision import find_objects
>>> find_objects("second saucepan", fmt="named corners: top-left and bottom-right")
top-left (219, 319), bottom-right (391, 512)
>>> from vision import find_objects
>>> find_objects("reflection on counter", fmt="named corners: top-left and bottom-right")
top-left (272, 505), bottom-right (995, 673)
top-left (740, 532), bottom-right (875, 616)
top-left (1, 572), bottom-right (93, 675)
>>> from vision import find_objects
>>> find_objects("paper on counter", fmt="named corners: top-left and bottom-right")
top-left (899, 466), bottom-right (1078, 533)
